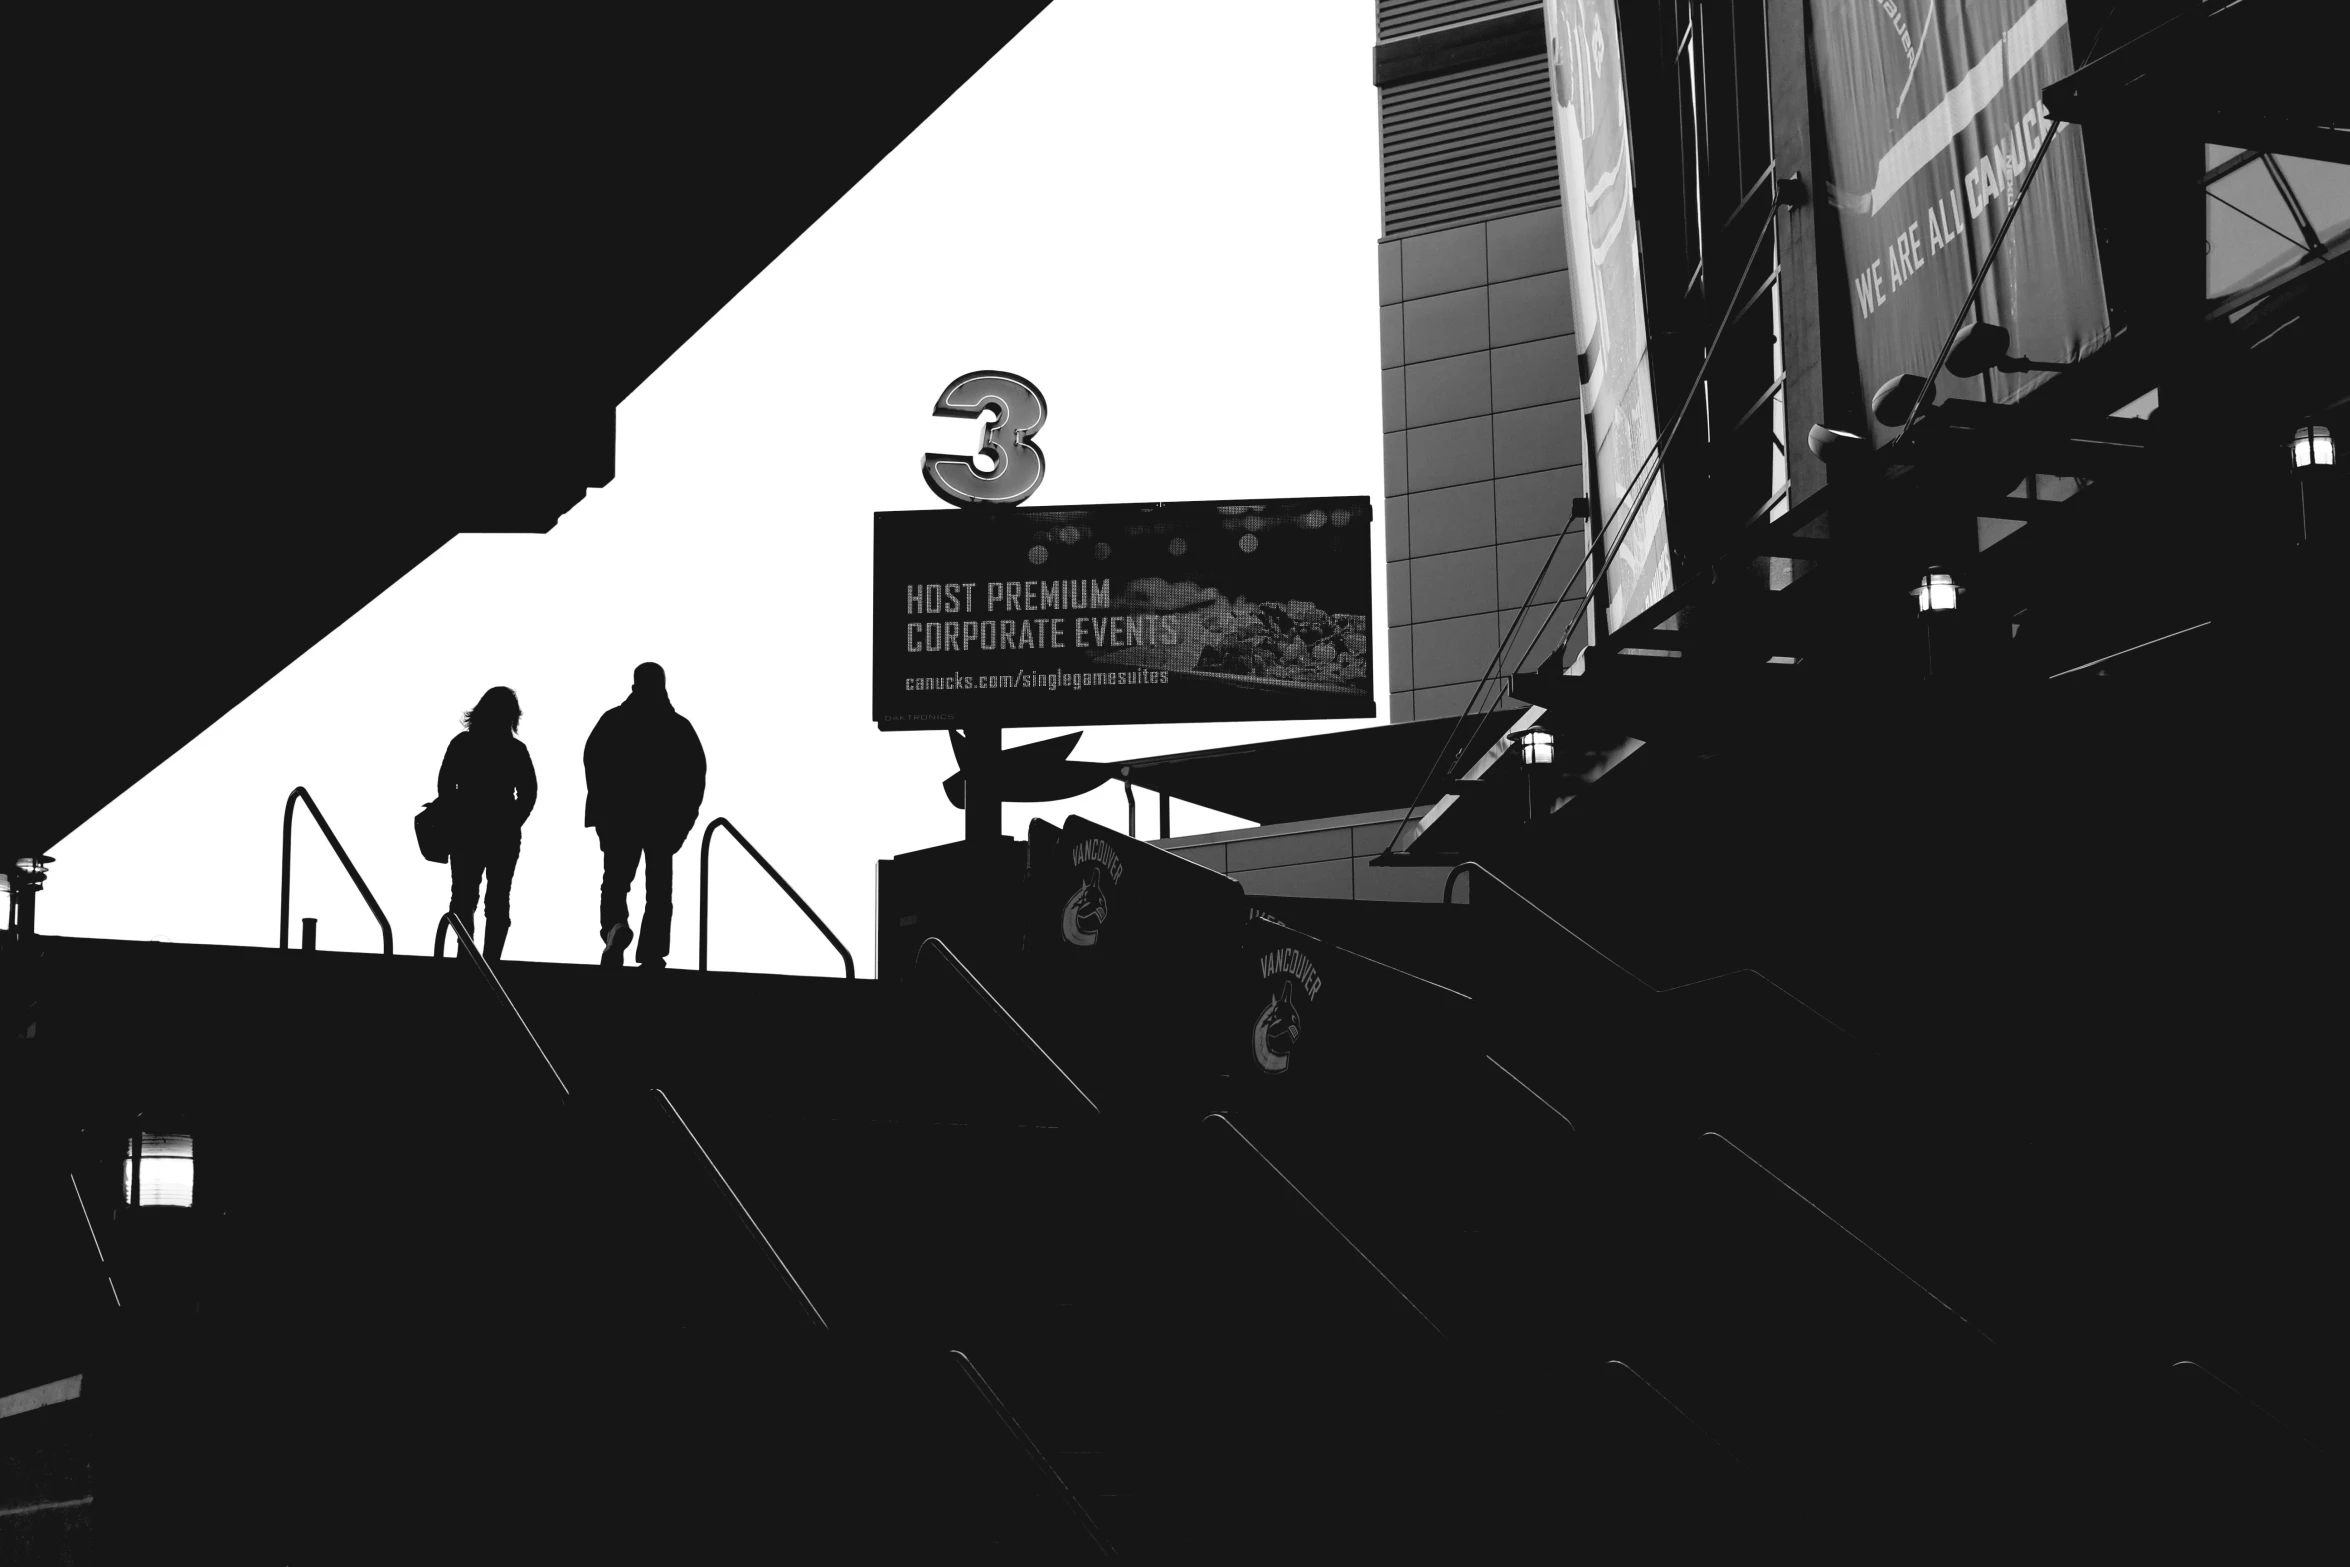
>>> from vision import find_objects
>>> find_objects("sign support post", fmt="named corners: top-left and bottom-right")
top-left (963, 726), bottom-right (1002, 843)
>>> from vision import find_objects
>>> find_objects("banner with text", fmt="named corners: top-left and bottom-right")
top-left (874, 498), bottom-right (1374, 729)
top-left (1546, 0), bottom-right (1674, 634)
top-left (1814, 0), bottom-right (2109, 435)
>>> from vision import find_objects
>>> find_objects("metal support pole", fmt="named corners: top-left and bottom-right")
top-left (1159, 790), bottom-right (1171, 841)
top-left (963, 726), bottom-right (1002, 843)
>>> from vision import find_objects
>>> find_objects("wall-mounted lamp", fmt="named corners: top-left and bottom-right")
top-left (2290, 423), bottom-right (2334, 468)
top-left (125, 1131), bottom-right (195, 1208)
top-left (1807, 424), bottom-right (1869, 463)
top-left (1947, 322), bottom-right (2070, 378)
top-left (1518, 725), bottom-right (1556, 769)
top-left (1913, 568), bottom-right (1963, 614)
top-left (1872, 373), bottom-right (1936, 427)
top-left (6, 854), bottom-right (51, 942)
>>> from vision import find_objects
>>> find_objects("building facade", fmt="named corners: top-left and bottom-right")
top-left (1376, 2), bottom-right (1594, 721)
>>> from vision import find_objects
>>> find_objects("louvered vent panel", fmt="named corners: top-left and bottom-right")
top-left (1377, 0), bottom-right (1535, 42)
top-left (1379, 56), bottom-right (1560, 239)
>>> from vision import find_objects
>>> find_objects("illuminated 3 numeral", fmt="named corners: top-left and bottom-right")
top-left (923, 370), bottom-right (1047, 507)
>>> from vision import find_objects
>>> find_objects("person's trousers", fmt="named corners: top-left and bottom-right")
top-left (451, 833), bottom-right (521, 961)
top-left (598, 829), bottom-right (675, 963)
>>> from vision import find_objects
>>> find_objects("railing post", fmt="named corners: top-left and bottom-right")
top-left (281, 791), bottom-right (298, 951)
top-left (700, 819), bottom-right (714, 974)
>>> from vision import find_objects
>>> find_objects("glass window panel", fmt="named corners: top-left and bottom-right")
top-left (2208, 197), bottom-right (2301, 298)
top-left (2272, 156), bottom-right (2350, 245)
top-left (2206, 144), bottom-right (2245, 171)
top-left (2209, 162), bottom-right (2303, 241)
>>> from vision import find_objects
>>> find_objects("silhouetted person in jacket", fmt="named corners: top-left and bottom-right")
top-left (585, 662), bottom-right (706, 968)
top-left (439, 686), bottom-right (537, 962)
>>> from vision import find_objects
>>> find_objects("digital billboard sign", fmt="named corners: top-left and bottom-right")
top-left (874, 497), bottom-right (1374, 730)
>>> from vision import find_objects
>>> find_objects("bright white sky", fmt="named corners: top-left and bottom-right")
top-left (46, 0), bottom-right (1388, 975)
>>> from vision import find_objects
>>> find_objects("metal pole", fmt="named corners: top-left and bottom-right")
top-left (964, 726), bottom-right (1002, 843)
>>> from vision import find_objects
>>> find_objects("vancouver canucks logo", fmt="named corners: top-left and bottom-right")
top-left (1061, 838), bottom-right (1125, 948)
top-left (1061, 862), bottom-right (1110, 947)
top-left (1251, 946), bottom-right (1324, 1075)
top-left (1253, 979), bottom-right (1304, 1074)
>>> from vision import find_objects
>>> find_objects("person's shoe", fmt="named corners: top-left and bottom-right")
top-left (601, 922), bottom-right (631, 968)
top-left (639, 956), bottom-right (666, 971)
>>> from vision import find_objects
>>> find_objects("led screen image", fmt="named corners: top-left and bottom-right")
top-left (875, 497), bottom-right (1374, 729)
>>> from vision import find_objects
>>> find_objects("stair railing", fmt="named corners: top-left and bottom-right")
top-left (432, 914), bottom-right (827, 1327)
top-left (698, 817), bottom-right (854, 978)
top-left (1202, 1112), bottom-right (1445, 1340)
top-left (916, 937), bottom-right (1099, 1116)
top-left (435, 912), bottom-right (570, 1096)
top-left (654, 1088), bottom-right (828, 1330)
top-left (281, 787), bottom-right (394, 955)
top-left (1442, 860), bottom-right (1857, 1042)
top-left (951, 1349), bottom-right (1117, 1558)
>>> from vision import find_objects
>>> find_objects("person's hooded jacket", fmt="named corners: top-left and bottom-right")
top-left (583, 688), bottom-right (706, 849)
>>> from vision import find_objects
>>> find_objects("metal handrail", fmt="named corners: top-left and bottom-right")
top-left (654, 1088), bottom-right (827, 1330)
top-left (1700, 1130), bottom-right (1991, 1347)
top-left (1202, 1113), bottom-right (1445, 1340)
top-left (1443, 860), bottom-right (1857, 1042)
top-left (1246, 909), bottom-right (1472, 1003)
top-left (434, 912), bottom-right (570, 1097)
top-left (699, 817), bottom-right (854, 978)
top-left (430, 916), bottom-right (828, 1328)
top-left (952, 1350), bottom-right (1116, 1558)
top-left (917, 937), bottom-right (1099, 1116)
top-left (281, 787), bottom-right (394, 954)
top-left (1603, 1361), bottom-right (1737, 1460)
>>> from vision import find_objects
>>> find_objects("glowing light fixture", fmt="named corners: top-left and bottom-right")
top-left (2290, 424), bottom-right (2333, 468)
top-left (1913, 569), bottom-right (1962, 614)
top-left (125, 1132), bottom-right (195, 1208)
top-left (1519, 725), bottom-right (1556, 768)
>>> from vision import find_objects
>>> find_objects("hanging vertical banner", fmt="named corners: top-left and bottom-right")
top-left (1545, 0), bottom-right (1673, 634)
top-left (1813, 0), bottom-right (2110, 434)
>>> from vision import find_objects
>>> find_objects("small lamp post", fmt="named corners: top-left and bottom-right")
top-left (1913, 569), bottom-right (1962, 614)
top-left (7, 854), bottom-right (52, 942)
top-left (2288, 424), bottom-right (2333, 469)
top-left (2291, 423), bottom-right (2334, 545)
top-left (1519, 724), bottom-right (1555, 820)
top-left (1914, 568), bottom-right (1962, 677)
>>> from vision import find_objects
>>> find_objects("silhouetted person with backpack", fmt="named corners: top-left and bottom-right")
top-left (585, 662), bottom-right (706, 969)
top-left (438, 686), bottom-right (537, 962)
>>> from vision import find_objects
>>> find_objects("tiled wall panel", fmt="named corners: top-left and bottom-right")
top-left (1378, 205), bottom-right (1586, 720)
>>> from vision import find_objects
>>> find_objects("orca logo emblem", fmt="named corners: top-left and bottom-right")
top-left (1252, 979), bottom-right (1304, 1074)
top-left (1060, 863), bottom-right (1110, 947)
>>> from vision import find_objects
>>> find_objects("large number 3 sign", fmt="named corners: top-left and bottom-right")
top-left (922, 370), bottom-right (1047, 508)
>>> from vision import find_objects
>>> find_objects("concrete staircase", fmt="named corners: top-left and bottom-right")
top-left (4, 799), bottom-right (2330, 1557)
